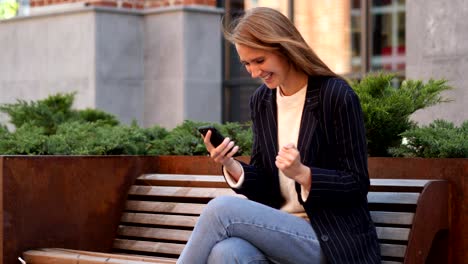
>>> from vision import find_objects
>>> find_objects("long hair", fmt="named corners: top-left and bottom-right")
top-left (224, 7), bottom-right (337, 78)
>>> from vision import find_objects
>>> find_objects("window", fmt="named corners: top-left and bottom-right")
top-left (220, 0), bottom-right (406, 122)
top-left (351, 0), bottom-right (406, 76)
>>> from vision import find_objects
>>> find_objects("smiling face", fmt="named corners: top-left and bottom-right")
top-left (235, 44), bottom-right (307, 95)
top-left (236, 44), bottom-right (291, 89)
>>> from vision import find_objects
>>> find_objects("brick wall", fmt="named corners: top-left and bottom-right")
top-left (30, 0), bottom-right (216, 9)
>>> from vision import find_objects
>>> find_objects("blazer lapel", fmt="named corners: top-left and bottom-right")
top-left (297, 76), bottom-right (322, 164)
top-left (260, 88), bottom-right (279, 168)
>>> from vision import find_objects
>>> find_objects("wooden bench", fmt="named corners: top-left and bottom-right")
top-left (23, 174), bottom-right (449, 264)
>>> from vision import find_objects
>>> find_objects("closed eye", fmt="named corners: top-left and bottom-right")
top-left (240, 57), bottom-right (265, 66)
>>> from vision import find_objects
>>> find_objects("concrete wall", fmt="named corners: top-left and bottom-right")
top-left (406, 0), bottom-right (468, 125)
top-left (0, 10), bottom-right (96, 124)
top-left (0, 5), bottom-right (223, 128)
top-left (95, 11), bottom-right (145, 125)
top-left (144, 6), bottom-right (223, 128)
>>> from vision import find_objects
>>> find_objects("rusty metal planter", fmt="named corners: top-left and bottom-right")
top-left (0, 156), bottom-right (159, 264)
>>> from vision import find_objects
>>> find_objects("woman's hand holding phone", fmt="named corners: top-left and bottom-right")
top-left (199, 127), bottom-right (242, 180)
top-left (202, 130), bottom-right (239, 162)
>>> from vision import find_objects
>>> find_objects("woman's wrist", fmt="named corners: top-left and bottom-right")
top-left (223, 158), bottom-right (242, 180)
top-left (223, 157), bottom-right (236, 167)
top-left (297, 165), bottom-right (312, 190)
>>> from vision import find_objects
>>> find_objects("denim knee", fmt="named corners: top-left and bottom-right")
top-left (207, 237), bottom-right (270, 264)
top-left (202, 196), bottom-right (241, 219)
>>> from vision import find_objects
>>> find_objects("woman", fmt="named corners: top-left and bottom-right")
top-left (178, 7), bottom-right (380, 264)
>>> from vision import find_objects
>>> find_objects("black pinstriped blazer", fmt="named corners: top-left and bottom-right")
top-left (232, 76), bottom-right (381, 263)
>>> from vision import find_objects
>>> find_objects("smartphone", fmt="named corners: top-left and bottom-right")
top-left (198, 125), bottom-right (225, 147)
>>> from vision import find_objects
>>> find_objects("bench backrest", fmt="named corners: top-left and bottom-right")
top-left (112, 174), bottom-right (448, 264)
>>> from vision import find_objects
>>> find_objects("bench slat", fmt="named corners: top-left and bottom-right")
top-left (119, 226), bottom-right (410, 244)
top-left (141, 176), bottom-right (431, 187)
top-left (370, 179), bottom-right (430, 188)
top-left (23, 248), bottom-right (177, 264)
top-left (118, 226), bottom-right (410, 247)
top-left (131, 184), bottom-right (420, 205)
top-left (368, 192), bottom-right (419, 204)
top-left (136, 177), bottom-right (431, 190)
top-left (130, 187), bottom-right (419, 205)
top-left (370, 211), bottom-right (414, 225)
top-left (117, 226), bottom-right (192, 242)
top-left (137, 174), bottom-right (228, 188)
top-left (125, 201), bottom-right (205, 215)
top-left (370, 179), bottom-right (431, 192)
top-left (23, 250), bottom-right (174, 264)
top-left (43, 248), bottom-right (177, 263)
top-left (126, 204), bottom-right (416, 226)
top-left (128, 186), bottom-right (235, 199)
top-left (113, 239), bottom-right (185, 256)
top-left (122, 213), bottom-right (198, 228)
top-left (380, 243), bottom-right (407, 258)
top-left (376, 227), bottom-right (410, 241)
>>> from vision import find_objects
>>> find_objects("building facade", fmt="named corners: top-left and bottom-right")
top-left (1, 0), bottom-right (466, 127)
top-left (0, 0), bottom-right (223, 128)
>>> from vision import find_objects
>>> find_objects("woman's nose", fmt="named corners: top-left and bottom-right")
top-left (250, 66), bottom-right (261, 78)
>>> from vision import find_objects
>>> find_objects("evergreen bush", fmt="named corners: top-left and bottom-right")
top-left (147, 120), bottom-right (252, 156)
top-left (1, 84), bottom-right (461, 157)
top-left (0, 93), bottom-right (169, 155)
top-left (0, 93), bottom-right (252, 156)
top-left (389, 120), bottom-right (468, 158)
top-left (0, 93), bottom-right (77, 135)
top-left (219, 121), bottom-right (253, 156)
top-left (0, 123), bottom-right (47, 155)
top-left (0, 92), bottom-right (120, 135)
top-left (352, 73), bottom-right (452, 156)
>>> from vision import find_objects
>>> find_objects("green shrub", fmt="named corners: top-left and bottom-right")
top-left (0, 92), bottom-right (252, 155)
top-left (0, 92), bottom-right (121, 136)
top-left (77, 108), bottom-right (119, 126)
top-left (352, 73), bottom-right (452, 156)
top-left (0, 124), bottom-right (8, 138)
top-left (148, 120), bottom-right (205, 156)
top-left (46, 121), bottom-right (100, 155)
top-left (148, 120), bottom-right (253, 156)
top-left (389, 120), bottom-right (468, 158)
top-left (45, 122), bottom-right (170, 155)
top-left (219, 121), bottom-right (253, 156)
top-left (0, 123), bottom-right (48, 154)
top-left (9, 82), bottom-right (463, 158)
top-left (141, 124), bottom-right (170, 142)
top-left (95, 124), bottom-right (152, 155)
top-left (0, 93), bottom-right (77, 135)
top-left (0, 93), bottom-right (172, 155)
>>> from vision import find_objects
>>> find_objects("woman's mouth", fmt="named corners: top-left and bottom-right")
top-left (261, 73), bottom-right (273, 82)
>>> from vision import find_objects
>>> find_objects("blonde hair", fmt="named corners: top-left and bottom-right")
top-left (224, 7), bottom-right (337, 78)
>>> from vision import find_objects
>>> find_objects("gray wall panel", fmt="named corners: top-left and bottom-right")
top-left (0, 6), bottom-right (222, 128)
top-left (407, 0), bottom-right (468, 125)
top-left (95, 11), bottom-right (144, 124)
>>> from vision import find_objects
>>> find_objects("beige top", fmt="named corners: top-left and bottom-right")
top-left (276, 84), bottom-right (309, 215)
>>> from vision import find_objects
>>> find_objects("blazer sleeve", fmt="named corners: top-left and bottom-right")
top-left (223, 91), bottom-right (281, 208)
top-left (301, 85), bottom-right (369, 207)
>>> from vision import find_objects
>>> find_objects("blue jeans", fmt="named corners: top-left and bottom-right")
top-left (177, 196), bottom-right (326, 264)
